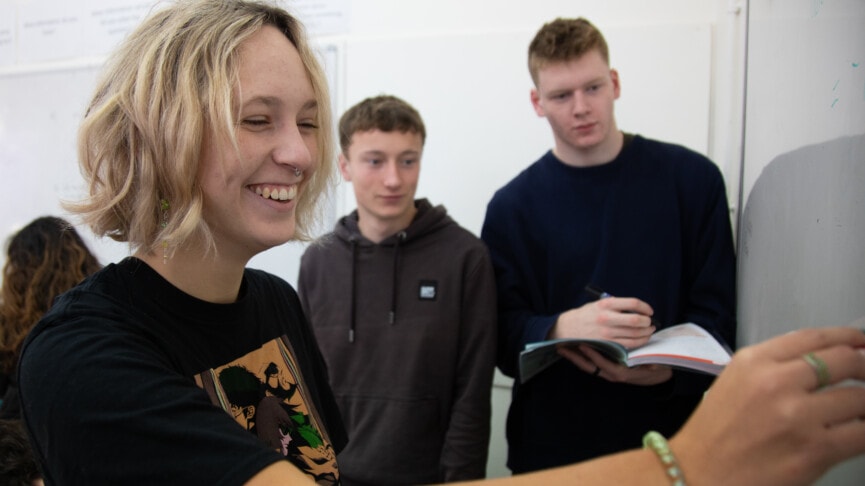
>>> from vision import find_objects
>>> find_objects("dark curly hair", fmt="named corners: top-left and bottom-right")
top-left (0, 216), bottom-right (101, 374)
top-left (0, 419), bottom-right (40, 485)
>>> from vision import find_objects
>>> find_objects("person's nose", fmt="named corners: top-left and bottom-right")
top-left (272, 123), bottom-right (313, 176)
top-left (382, 160), bottom-right (402, 188)
top-left (572, 92), bottom-right (590, 117)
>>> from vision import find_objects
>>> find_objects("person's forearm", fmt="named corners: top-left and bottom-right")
top-left (453, 448), bottom-right (671, 486)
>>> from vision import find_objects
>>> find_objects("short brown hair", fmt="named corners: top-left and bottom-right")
top-left (338, 95), bottom-right (426, 154)
top-left (527, 17), bottom-right (610, 85)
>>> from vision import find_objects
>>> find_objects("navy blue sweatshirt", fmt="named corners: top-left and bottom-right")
top-left (481, 134), bottom-right (736, 472)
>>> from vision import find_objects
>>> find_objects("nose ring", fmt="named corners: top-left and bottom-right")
top-left (290, 165), bottom-right (303, 177)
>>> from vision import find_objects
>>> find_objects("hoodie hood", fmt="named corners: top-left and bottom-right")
top-left (333, 198), bottom-right (451, 247)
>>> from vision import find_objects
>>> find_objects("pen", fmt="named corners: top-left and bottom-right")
top-left (584, 284), bottom-right (612, 300)
top-left (584, 284), bottom-right (661, 327)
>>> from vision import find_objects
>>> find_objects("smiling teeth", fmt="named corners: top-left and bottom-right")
top-left (254, 185), bottom-right (297, 201)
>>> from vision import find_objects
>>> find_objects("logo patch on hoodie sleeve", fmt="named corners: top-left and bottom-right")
top-left (418, 280), bottom-right (438, 301)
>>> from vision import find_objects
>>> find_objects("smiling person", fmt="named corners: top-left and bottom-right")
top-left (298, 95), bottom-right (497, 485)
top-left (480, 17), bottom-right (738, 473)
top-left (17, 1), bottom-right (345, 484)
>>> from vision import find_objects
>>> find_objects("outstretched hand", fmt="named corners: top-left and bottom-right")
top-left (670, 326), bottom-right (865, 486)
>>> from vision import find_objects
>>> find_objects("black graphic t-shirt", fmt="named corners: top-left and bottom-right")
top-left (17, 258), bottom-right (346, 485)
top-left (196, 337), bottom-right (339, 483)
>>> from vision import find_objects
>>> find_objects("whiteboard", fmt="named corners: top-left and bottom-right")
top-left (738, 1), bottom-right (865, 483)
top-left (0, 65), bottom-right (131, 261)
top-left (739, 1), bottom-right (865, 341)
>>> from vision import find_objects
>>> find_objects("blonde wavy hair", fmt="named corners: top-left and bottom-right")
top-left (67, 0), bottom-right (335, 256)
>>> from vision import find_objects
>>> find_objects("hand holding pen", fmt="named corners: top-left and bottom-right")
top-left (584, 284), bottom-right (662, 328)
top-left (553, 284), bottom-right (670, 384)
top-left (548, 284), bottom-right (656, 348)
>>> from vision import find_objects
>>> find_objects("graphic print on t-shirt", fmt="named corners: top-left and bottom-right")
top-left (195, 336), bottom-right (339, 485)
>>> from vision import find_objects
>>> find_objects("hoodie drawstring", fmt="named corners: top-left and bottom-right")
top-left (348, 231), bottom-right (407, 342)
top-left (389, 231), bottom-right (407, 325)
top-left (348, 237), bottom-right (358, 343)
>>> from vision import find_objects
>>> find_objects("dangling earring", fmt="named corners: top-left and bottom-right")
top-left (160, 198), bottom-right (170, 264)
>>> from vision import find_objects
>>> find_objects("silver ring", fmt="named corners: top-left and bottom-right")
top-left (802, 352), bottom-right (830, 389)
top-left (290, 165), bottom-right (302, 177)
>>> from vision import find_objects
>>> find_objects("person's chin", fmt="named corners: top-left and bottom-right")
top-left (254, 222), bottom-right (297, 251)
top-left (375, 204), bottom-right (411, 219)
top-left (376, 199), bottom-right (408, 212)
top-left (572, 134), bottom-right (605, 151)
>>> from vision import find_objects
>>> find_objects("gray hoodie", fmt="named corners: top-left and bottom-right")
top-left (298, 199), bottom-right (497, 485)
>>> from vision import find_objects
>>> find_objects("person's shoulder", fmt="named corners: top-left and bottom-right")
top-left (34, 262), bottom-right (131, 329)
top-left (505, 152), bottom-right (550, 184)
top-left (19, 265), bottom-right (149, 384)
top-left (635, 135), bottom-right (706, 159)
top-left (418, 222), bottom-right (491, 276)
top-left (304, 232), bottom-right (341, 252)
top-left (438, 219), bottom-right (488, 250)
top-left (632, 135), bottom-right (720, 175)
top-left (634, 135), bottom-right (710, 162)
top-left (489, 152), bottom-right (551, 207)
top-left (242, 269), bottom-right (305, 319)
top-left (299, 232), bottom-right (344, 265)
top-left (244, 267), bottom-right (293, 293)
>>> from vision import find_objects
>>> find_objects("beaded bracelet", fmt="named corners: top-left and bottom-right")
top-left (643, 431), bottom-right (687, 486)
